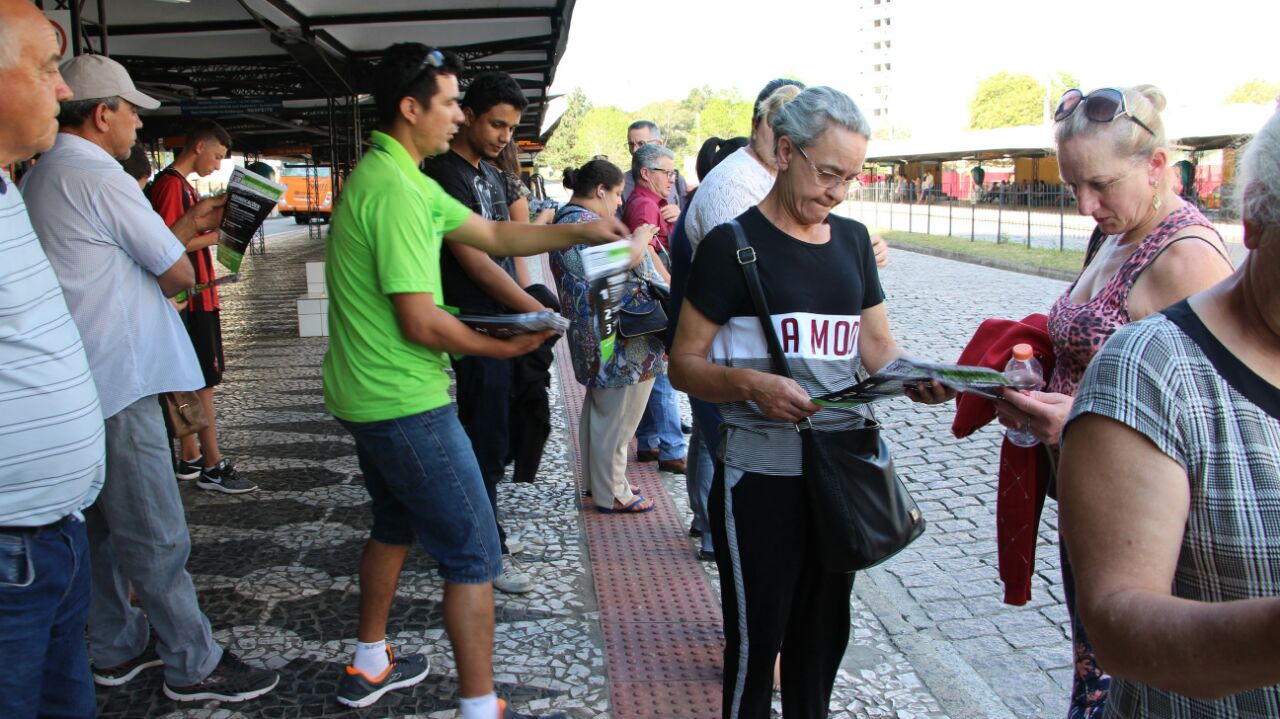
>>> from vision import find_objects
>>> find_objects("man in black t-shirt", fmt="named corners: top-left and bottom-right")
top-left (422, 72), bottom-right (542, 595)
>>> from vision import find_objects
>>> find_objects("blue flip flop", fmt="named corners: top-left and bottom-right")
top-left (595, 495), bottom-right (655, 514)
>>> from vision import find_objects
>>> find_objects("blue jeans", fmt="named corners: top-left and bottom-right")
top-left (0, 516), bottom-right (95, 719)
top-left (338, 405), bottom-right (503, 584)
top-left (688, 397), bottom-right (722, 554)
top-left (89, 395), bottom-right (220, 687)
top-left (686, 424), bottom-right (715, 554)
top-left (636, 373), bottom-right (687, 460)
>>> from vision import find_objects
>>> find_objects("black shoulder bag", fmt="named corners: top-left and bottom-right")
top-left (727, 220), bottom-right (925, 573)
top-left (617, 268), bottom-right (671, 345)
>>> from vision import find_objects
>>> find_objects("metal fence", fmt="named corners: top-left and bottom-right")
top-left (840, 182), bottom-right (1243, 251)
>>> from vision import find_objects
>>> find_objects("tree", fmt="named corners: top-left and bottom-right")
top-left (537, 88), bottom-right (591, 175)
top-left (1226, 78), bottom-right (1280, 105)
top-left (534, 86), bottom-right (753, 176)
top-left (574, 106), bottom-right (633, 167)
top-left (968, 72), bottom-right (1045, 130)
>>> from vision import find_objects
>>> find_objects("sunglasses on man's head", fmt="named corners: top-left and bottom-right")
top-left (398, 49), bottom-right (447, 99)
top-left (1054, 88), bottom-right (1155, 137)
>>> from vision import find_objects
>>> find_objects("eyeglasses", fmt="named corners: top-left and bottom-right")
top-left (644, 167), bottom-right (677, 180)
top-left (1054, 88), bottom-right (1155, 137)
top-left (794, 145), bottom-right (859, 190)
top-left (398, 49), bottom-right (447, 100)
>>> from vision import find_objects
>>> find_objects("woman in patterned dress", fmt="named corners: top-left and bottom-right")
top-left (549, 159), bottom-right (663, 513)
top-left (996, 86), bottom-right (1235, 717)
top-left (1058, 105), bottom-right (1280, 718)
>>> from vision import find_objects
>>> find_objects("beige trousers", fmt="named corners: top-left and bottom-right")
top-left (579, 378), bottom-right (655, 508)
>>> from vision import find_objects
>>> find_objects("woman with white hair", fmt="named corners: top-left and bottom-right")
top-left (1058, 106), bottom-right (1280, 717)
top-left (670, 86), bottom-right (950, 718)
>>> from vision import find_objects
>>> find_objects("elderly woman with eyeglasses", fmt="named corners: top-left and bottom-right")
top-left (670, 86), bottom-right (951, 719)
top-left (995, 85), bottom-right (1234, 718)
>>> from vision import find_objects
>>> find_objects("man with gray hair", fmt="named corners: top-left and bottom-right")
top-left (20, 53), bottom-right (279, 703)
top-left (622, 119), bottom-right (688, 213)
top-left (622, 141), bottom-right (689, 474)
top-left (0, 2), bottom-right (103, 715)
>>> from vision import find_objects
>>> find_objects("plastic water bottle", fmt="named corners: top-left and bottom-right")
top-left (1003, 343), bottom-right (1043, 448)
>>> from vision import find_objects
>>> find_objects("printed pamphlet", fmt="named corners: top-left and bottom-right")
top-left (579, 240), bottom-right (632, 364)
top-left (814, 356), bottom-right (1019, 407)
top-left (216, 166), bottom-right (286, 272)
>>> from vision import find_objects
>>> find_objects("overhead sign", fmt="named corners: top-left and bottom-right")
top-left (180, 98), bottom-right (284, 117)
top-left (43, 4), bottom-right (72, 59)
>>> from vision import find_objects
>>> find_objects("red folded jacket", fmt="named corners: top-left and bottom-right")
top-left (952, 314), bottom-right (1055, 606)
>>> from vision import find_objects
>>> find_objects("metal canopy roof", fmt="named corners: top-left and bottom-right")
top-left (71, 0), bottom-right (576, 158)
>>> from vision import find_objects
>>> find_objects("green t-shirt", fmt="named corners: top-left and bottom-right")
top-left (322, 130), bottom-right (472, 422)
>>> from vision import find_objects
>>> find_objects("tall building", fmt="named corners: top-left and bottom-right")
top-left (855, 0), bottom-right (897, 128)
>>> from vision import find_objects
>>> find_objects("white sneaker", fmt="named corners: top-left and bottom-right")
top-left (505, 540), bottom-right (524, 555)
top-left (493, 557), bottom-right (534, 594)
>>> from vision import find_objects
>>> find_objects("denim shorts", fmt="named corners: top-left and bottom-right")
top-left (338, 405), bottom-right (503, 585)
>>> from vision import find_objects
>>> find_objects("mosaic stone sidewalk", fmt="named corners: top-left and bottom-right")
top-left (93, 227), bottom-right (1078, 718)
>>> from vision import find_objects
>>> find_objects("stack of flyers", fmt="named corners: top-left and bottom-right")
top-left (455, 310), bottom-right (570, 339)
top-left (579, 240), bottom-right (632, 364)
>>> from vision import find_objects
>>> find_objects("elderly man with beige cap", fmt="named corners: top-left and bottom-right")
top-left (20, 52), bottom-right (279, 704)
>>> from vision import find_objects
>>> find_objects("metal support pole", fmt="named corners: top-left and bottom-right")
top-left (948, 196), bottom-right (953, 238)
top-left (996, 195), bottom-right (1003, 244)
top-left (95, 0), bottom-right (107, 55)
top-left (1059, 190), bottom-right (1065, 251)
top-left (926, 195), bottom-right (931, 235)
top-left (1027, 203), bottom-right (1032, 247)
top-left (69, 0), bottom-right (83, 56)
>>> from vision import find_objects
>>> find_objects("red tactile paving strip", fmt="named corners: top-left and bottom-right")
top-left (548, 277), bottom-right (723, 718)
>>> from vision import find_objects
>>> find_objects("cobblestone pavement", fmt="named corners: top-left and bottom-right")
top-left (94, 229), bottom-right (1075, 718)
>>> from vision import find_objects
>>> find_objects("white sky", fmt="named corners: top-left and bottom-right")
top-left (549, 0), bottom-right (1276, 136)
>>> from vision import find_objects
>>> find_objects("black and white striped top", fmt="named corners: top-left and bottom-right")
top-left (686, 207), bottom-right (884, 476)
top-left (1071, 300), bottom-right (1280, 718)
top-left (0, 172), bottom-right (105, 526)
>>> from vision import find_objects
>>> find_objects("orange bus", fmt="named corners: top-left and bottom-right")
top-left (277, 165), bottom-right (333, 224)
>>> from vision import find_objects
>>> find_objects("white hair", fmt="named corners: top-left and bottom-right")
top-left (770, 86), bottom-right (871, 150)
top-left (0, 17), bottom-right (17, 70)
top-left (1237, 106), bottom-right (1280, 232)
top-left (632, 142), bottom-right (675, 174)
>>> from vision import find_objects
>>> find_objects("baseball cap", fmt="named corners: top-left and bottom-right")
top-left (60, 54), bottom-right (161, 110)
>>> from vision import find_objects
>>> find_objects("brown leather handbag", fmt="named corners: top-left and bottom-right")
top-left (163, 391), bottom-right (208, 437)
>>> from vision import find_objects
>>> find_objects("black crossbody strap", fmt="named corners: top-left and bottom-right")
top-left (728, 220), bottom-right (793, 381)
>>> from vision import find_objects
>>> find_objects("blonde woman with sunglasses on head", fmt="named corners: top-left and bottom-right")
top-left (995, 85), bottom-right (1234, 718)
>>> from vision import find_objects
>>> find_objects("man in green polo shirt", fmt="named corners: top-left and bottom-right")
top-left (323, 43), bottom-right (629, 717)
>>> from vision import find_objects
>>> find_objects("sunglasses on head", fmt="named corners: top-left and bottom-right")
top-left (398, 49), bottom-right (447, 99)
top-left (1054, 88), bottom-right (1155, 137)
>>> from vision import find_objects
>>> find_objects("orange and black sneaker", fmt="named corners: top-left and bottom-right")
top-left (335, 646), bottom-right (430, 708)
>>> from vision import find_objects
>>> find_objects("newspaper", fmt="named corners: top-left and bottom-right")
top-left (455, 310), bottom-right (570, 339)
top-left (814, 356), bottom-right (1019, 407)
top-left (216, 166), bottom-right (286, 272)
top-left (579, 239), bottom-right (632, 364)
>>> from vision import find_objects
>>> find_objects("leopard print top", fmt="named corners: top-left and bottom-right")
top-left (1047, 201), bottom-right (1220, 397)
